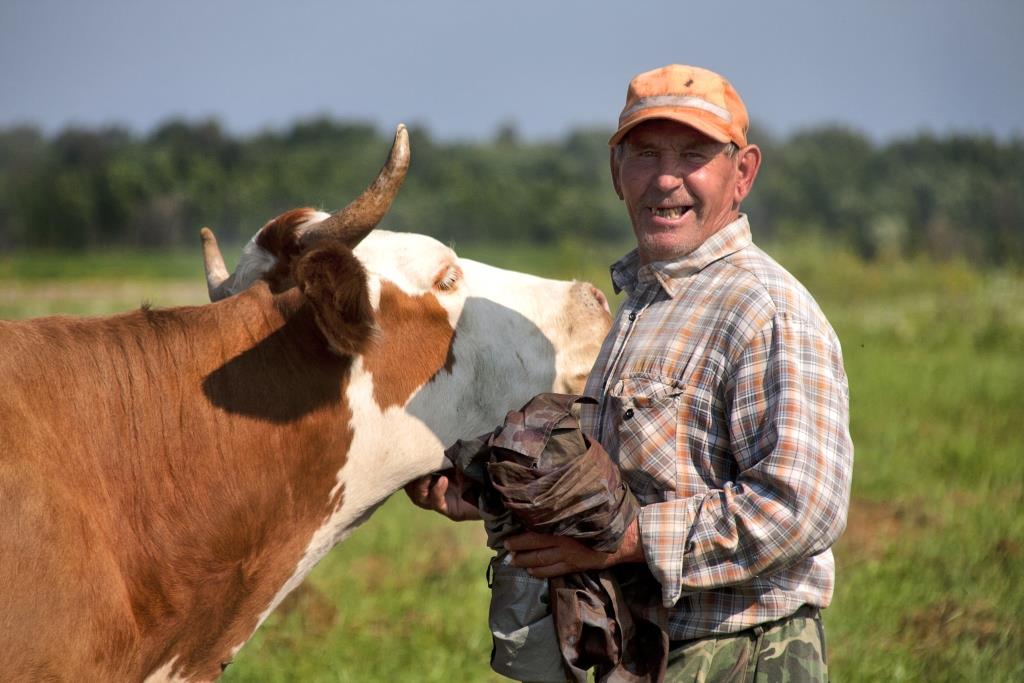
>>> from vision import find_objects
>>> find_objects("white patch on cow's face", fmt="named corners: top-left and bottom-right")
top-left (354, 231), bottom-right (459, 299)
top-left (455, 257), bottom-right (610, 393)
top-left (354, 231), bottom-right (610, 406)
top-left (348, 231), bottom-right (611, 446)
top-left (238, 229), bottom-right (609, 656)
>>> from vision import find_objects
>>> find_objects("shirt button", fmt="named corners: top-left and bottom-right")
top-left (627, 311), bottom-right (637, 322)
top-left (623, 408), bottom-right (635, 420)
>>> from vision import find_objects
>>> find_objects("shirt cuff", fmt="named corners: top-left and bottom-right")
top-left (638, 498), bottom-right (697, 608)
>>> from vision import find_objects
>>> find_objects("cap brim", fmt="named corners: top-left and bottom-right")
top-left (609, 106), bottom-right (735, 147)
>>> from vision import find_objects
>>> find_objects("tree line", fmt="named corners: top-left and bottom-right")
top-left (0, 118), bottom-right (1021, 265)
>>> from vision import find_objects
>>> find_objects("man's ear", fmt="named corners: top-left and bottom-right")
top-left (294, 241), bottom-right (375, 356)
top-left (733, 144), bottom-right (762, 206)
top-left (609, 147), bottom-right (624, 200)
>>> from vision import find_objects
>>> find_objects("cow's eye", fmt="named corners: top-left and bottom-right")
top-left (435, 264), bottom-right (462, 291)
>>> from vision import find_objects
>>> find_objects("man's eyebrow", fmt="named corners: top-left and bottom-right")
top-left (624, 137), bottom-right (727, 157)
top-left (680, 140), bottom-right (724, 153)
top-left (625, 138), bottom-right (661, 150)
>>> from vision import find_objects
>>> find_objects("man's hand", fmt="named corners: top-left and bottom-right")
top-left (403, 469), bottom-right (482, 522)
top-left (505, 519), bottom-right (644, 578)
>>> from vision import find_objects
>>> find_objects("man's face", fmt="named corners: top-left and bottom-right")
top-left (612, 119), bottom-right (759, 264)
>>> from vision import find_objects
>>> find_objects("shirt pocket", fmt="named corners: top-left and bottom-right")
top-left (607, 375), bottom-right (683, 500)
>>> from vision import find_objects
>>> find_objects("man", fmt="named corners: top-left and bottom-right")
top-left (408, 64), bottom-right (853, 681)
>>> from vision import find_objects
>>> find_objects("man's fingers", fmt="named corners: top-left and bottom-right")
top-left (507, 533), bottom-right (615, 577)
top-left (404, 474), bottom-right (449, 512)
top-left (403, 475), bottom-right (432, 507)
top-left (509, 546), bottom-right (567, 569)
top-left (526, 562), bottom-right (574, 579)
top-left (405, 470), bottom-right (483, 521)
top-left (428, 474), bottom-right (449, 511)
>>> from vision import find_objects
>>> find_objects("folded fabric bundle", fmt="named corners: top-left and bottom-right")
top-left (444, 393), bottom-right (667, 683)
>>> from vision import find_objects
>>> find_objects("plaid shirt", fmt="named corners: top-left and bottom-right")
top-left (580, 215), bottom-right (853, 640)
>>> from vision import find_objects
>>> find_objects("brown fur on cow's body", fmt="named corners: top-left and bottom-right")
top-left (0, 245), bottom-right (388, 679)
top-left (0, 127), bottom-right (611, 681)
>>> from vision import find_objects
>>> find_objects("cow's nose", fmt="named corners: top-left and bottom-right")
top-left (569, 280), bottom-right (612, 320)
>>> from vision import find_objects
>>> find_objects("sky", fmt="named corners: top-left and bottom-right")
top-left (1, 0), bottom-right (1022, 143)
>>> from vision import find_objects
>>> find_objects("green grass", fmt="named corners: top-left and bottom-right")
top-left (0, 247), bottom-right (214, 317)
top-left (3, 242), bottom-right (1022, 682)
top-left (768, 240), bottom-right (1024, 682)
top-left (0, 247), bottom-right (211, 281)
top-left (226, 499), bottom-right (500, 682)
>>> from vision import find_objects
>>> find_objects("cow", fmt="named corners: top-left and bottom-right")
top-left (0, 125), bottom-right (612, 682)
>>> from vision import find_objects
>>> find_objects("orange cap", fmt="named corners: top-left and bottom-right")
top-left (609, 64), bottom-right (749, 148)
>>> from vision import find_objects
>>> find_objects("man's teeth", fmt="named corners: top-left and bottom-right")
top-left (652, 207), bottom-right (689, 218)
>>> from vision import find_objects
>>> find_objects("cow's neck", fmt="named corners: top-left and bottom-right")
top-left (118, 286), bottom-right (352, 679)
top-left (133, 285), bottom-right (448, 680)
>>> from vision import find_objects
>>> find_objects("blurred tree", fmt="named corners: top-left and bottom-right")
top-left (0, 119), bottom-right (1020, 266)
top-left (0, 126), bottom-right (46, 248)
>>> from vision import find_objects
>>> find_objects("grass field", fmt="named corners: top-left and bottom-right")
top-left (2, 240), bottom-right (1021, 682)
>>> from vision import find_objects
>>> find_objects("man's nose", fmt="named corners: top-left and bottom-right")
top-left (654, 160), bottom-right (686, 191)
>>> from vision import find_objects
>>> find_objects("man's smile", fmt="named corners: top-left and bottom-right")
top-left (649, 205), bottom-right (692, 220)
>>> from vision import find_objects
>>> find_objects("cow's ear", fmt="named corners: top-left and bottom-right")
top-left (294, 242), bottom-right (375, 356)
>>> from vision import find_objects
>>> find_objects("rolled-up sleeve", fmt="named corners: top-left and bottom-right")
top-left (638, 312), bottom-right (853, 606)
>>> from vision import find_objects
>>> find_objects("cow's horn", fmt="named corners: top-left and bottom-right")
top-left (303, 124), bottom-right (410, 249)
top-left (200, 227), bottom-right (236, 301)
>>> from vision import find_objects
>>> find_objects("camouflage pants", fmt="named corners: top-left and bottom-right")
top-left (664, 606), bottom-right (828, 683)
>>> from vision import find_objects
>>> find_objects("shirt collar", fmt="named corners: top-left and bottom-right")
top-left (609, 214), bottom-right (752, 297)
